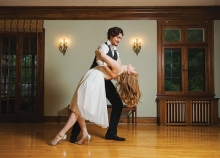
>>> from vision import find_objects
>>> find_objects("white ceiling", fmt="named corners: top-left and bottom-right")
top-left (0, 0), bottom-right (220, 6)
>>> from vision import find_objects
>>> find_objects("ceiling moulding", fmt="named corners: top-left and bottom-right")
top-left (0, 6), bottom-right (220, 20)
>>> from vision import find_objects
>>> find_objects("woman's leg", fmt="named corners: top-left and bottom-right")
top-left (49, 112), bottom-right (78, 145)
top-left (95, 50), bottom-right (122, 74)
top-left (77, 116), bottom-right (90, 144)
top-left (57, 112), bottom-right (78, 136)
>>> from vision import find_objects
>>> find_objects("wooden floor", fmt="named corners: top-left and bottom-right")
top-left (0, 123), bottom-right (220, 158)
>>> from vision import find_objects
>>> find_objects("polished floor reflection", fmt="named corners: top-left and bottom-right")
top-left (0, 123), bottom-right (220, 158)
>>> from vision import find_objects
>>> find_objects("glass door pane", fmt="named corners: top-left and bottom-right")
top-left (0, 37), bottom-right (17, 115)
top-left (21, 37), bottom-right (37, 114)
top-left (188, 49), bottom-right (205, 92)
top-left (164, 48), bottom-right (182, 91)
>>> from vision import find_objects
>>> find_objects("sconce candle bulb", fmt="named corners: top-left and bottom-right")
top-left (59, 39), bottom-right (68, 55)
top-left (133, 39), bottom-right (141, 55)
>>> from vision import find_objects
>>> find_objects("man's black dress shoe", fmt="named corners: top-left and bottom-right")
top-left (105, 134), bottom-right (126, 141)
top-left (70, 135), bottom-right (77, 143)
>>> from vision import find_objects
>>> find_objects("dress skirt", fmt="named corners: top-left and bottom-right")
top-left (69, 66), bottom-right (109, 128)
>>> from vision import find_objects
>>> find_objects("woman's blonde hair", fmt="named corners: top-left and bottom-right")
top-left (115, 72), bottom-right (142, 107)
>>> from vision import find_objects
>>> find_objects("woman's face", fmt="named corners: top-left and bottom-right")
top-left (127, 64), bottom-right (137, 75)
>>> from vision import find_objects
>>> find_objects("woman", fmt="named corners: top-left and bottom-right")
top-left (49, 50), bottom-right (141, 146)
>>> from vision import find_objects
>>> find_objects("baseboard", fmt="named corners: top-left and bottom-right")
top-left (44, 116), bottom-right (157, 124)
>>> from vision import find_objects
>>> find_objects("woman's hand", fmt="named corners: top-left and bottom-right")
top-left (95, 49), bottom-right (104, 58)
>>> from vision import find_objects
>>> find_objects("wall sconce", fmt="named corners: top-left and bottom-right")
top-left (133, 39), bottom-right (141, 55)
top-left (59, 39), bottom-right (68, 55)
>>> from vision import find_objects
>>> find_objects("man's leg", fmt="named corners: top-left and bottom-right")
top-left (69, 121), bottom-right (81, 143)
top-left (105, 80), bottom-right (125, 141)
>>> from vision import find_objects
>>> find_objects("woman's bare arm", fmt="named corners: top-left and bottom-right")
top-left (102, 66), bottom-right (118, 79)
top-left (117, 58), bottom-right (122, 66)
top-left (95, 50), bottom-right (122, 74)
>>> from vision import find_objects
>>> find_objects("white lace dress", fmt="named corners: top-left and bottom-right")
top-left (69, 66), bottom-right (111, 128)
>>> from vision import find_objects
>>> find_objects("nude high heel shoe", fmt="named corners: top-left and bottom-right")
top-left (49, 134), bottom-right (67, 146)
top-left (76, 134), bottom-right (91, 145)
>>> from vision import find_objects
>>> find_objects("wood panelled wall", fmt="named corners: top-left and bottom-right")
top-left (0, 6), bottom-right (220, 20)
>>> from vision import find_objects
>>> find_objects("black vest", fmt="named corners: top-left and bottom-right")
top-left (90, 42), bottom-right (118, 69)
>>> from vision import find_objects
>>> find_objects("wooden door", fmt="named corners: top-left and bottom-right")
top-left (0, 32), bottom-right (44, 122)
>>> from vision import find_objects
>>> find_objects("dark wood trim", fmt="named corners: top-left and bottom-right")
top-left (0, 6), bottom-right (220, 20)
top-left (44, 116), bottom-right (157, 124)
top-left (156, 97), bottom-right (219, 126)
top-left (37, 30), bottom-right (45, 122)
top-left (209, 20), bottom-right (215, 95)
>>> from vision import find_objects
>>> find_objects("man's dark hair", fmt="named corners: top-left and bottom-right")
top-left (107, 27), bottom-right (124, 40)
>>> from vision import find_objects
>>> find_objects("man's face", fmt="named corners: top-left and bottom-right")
top-left (109, 33), bottom-right (123, 46)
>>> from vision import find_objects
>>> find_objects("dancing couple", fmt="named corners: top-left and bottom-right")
top-left (49, 27), bottom-right (141, 146)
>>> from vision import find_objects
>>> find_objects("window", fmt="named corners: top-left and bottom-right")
top-left (164, 48), bottom-right (181, 91)
top-left (187, 28), bottom-right (204, 42)
top-left (164, 28), bottom-right (181, 42)
top-left (157, 20), bottom-right (214, 96)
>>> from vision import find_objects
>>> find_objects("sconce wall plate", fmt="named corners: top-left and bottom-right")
top-left (133, 39), bottom-right (141, 55)
top-left (59, 39), bottom-right (68, 55)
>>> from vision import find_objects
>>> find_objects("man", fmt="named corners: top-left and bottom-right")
top-left (70, 27), bottom-right (126, 142)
